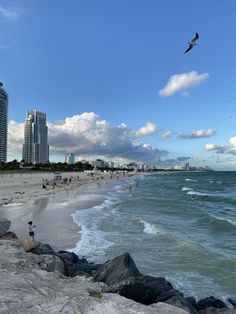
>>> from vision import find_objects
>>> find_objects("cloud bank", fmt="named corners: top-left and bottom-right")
top-left (8, 112), bottom-right (175, 164)
top-left (178, 129), bottom-right (216, 139)
top-left (159, 71), bottom-right (209, 97)
top-left (205, 135), bottom-right (236, 156)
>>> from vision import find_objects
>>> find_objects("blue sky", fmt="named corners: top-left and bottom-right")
top-left (1, 0), bottom-right (236, 169)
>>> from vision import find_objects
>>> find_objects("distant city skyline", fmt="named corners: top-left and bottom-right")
top-left (1, 1), bottom-right (236, 170)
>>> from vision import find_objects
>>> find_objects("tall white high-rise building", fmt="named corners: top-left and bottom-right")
top-left (22, 110), bottom-right (49, 164)
top-left (65, 153), bottom-right (75, 165)
top-left (0, 82), bottom-right (8, 162)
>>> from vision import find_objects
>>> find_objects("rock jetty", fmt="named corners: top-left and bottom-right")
top-left (0, 218), bottom-right (235, 314)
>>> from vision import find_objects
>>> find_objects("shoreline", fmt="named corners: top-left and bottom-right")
top-left (0, 170), bottom-right (140, 251)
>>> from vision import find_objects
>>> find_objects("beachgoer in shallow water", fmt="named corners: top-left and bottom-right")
top-left (27, 221), bottom-right (36, 240)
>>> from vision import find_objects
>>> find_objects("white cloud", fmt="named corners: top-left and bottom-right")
top-left (205, 144), bottom-right (216, 151)
top-left (205, 135), bottom-right (236, 156)
top-left (158, 71), bottom-right (209, 97)
top-left (8, 112), bottom-right (169, 163)
top-left (229, 135), bottom-right (236, 147)
top-left (0, 5), bottom-right (23, 21)
top-left (205, 144), bottom-right (229, 154)
top-left (135, 122), bottom-right (157, 137)
top-left (179, 129), bottom-right (216, 139)
top-left (8, 120), bottom-right (25, 154)
top-left (160, 131), bottom-right (175, 140)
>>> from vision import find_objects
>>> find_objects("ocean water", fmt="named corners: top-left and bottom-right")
top-left (71, 171), bottom-right (236, 300)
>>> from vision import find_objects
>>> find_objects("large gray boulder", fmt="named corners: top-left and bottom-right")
top-left (52, 251), bottom-right (80, 276)
top-left (31, 242), bottom-right (54, 255)
top-left (38, 254), bottom-right (66, 275)
top-left (53, 251), bottom-right (79, 264)
top-left (105, 275), bottom-right (179, 306)
top-left (93, 253), bottom-right (141, 285)
top-left (68, 260), bottom-right (102, 277)
top-left (0, 218), bottom-right (11, 236)
top-left (0, 231), bottom-right (18, 240)
top-left (53, 251), bottom-right (102, 277)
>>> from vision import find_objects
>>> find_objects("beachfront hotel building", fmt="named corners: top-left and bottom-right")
top-left (65, 153), bottom-right (75, 165)
top-left (22, 110), bottom-right (49, 164)
top-left (0, 82), bottom-right (8, 162)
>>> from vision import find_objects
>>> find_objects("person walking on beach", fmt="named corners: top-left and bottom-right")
top-left (27, 221), bottom-right (36, 240)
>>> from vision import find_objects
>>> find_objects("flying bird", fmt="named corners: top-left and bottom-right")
top-left (185, 33), bottom-right (199, 53)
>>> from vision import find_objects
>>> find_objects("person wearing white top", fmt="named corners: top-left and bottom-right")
top-left (27, 221), bottom-right (36, 240)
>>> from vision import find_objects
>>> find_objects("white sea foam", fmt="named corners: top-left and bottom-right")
top-left (182, 187), bottom-right (193, 191)
top-left (140, 220), bottom-right (162, 235)
top-left (69, 194), bottom-right (120, 259)
top-left (70, 203), bottom-right (113, 259)
top-left (187, 190), bottom-right (208, 196)
top-left (224, 218), bottom-right (236, 226)
top-left (113, 185), bottom-right (125, 193)
top-left (185, 178), bottom-right (197, 182)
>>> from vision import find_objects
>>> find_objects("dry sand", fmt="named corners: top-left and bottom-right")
top-left (0, 171), bottom-right (110, 206)
top-left (0, 171), bottom-right (137, 252)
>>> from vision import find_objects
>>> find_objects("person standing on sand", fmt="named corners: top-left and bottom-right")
top-left (27, 221), bottom-right (36, 240)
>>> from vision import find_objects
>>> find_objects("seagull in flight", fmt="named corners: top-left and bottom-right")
top-left (185, 33), bottom-right (199, 53)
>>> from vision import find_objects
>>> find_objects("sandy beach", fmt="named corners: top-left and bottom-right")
top-left (0, 170), bottom-right (137, 252)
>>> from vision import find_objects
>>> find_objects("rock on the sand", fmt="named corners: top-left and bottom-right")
top-left (0, 218), bottom-right (11, 236)
top-left (0, 230), bottom-right (18, 240)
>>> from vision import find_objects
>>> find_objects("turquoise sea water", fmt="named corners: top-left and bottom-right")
top-left (71, 171), bottom-right (236, 300)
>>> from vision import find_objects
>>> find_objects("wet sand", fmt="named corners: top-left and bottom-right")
top-left (0, 171), bottom-right (137, 252)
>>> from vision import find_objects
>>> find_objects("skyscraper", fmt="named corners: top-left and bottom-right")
top-left (0, 82), bottom-right (8, 162)
top-left (22, 110), bottom-right (49, 164)
top-left (65, 153), bottom-right (75, 165)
